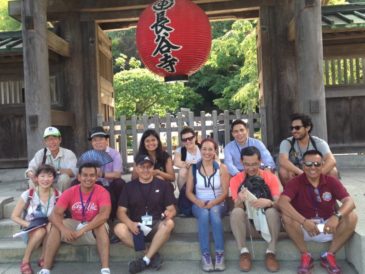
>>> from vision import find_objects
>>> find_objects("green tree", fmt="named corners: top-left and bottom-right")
top-left (189, 20), bottom-right (258, 112)
top-left (113, 55), bottom-right (202, 117)
top-left (0, 0), bottom-right (20, 31)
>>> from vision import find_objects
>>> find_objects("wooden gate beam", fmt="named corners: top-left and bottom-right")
top-left (21, 0), bottom-right (51, 160)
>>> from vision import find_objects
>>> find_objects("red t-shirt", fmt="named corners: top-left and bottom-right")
top-left (230, 170), bottom-right (281, 201)
top-left (282, 174), bottom-right (349, 220)
top-left (57, 184), bottom-right (111, 222)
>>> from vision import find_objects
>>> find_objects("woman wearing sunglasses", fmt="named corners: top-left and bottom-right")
top-left (132, 129), bottom-right (175, 186)
top-left (186, 138), bottom-right (230, 272)
top-left (173, 127), bottom-right (201, 190)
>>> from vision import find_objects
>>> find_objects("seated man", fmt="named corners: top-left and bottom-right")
top-left (114, 154), bottom-right (176, 274)
top-left (38, 162), bottom-right (112, 274)
top-left (26, 126), bottom-right (77, 191)
top-left (224, 119), bottom-right (275, 177)
top-left (73, 126), bottom-right (125, 220)
top-left (277, 150), bottom-right (357, 274)
top-left (278, 113), bottom-right (338, 186)
top-left (230, 146), bottom-right (281, 272)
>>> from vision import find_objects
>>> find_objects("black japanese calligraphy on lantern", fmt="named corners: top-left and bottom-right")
top-left (150, 0), bottom-right (182, 73)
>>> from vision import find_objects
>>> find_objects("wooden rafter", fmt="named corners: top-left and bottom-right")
top-left (9, 0), bottom-right (274, 23)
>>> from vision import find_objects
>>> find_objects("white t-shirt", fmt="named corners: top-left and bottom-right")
top-left (20, 188), bottom-right (60, 221)
top-left (175, 145), bottom-right (201, 164)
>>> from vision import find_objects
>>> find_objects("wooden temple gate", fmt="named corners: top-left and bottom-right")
top-left (3, 0), bottom-right (365, 166)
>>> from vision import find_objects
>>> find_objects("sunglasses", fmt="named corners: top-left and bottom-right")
top-left (290, 125), bottom-right (304, 131)
top-left (303, 161), bottom-right (322, 167)
top-left (181, 135), bottom-right (195, 142)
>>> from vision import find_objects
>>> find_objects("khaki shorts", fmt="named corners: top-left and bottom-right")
top-left (62, 219), bottom-right (109, 245)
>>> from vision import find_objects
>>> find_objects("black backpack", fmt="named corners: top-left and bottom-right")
top-left (239, 175), bottom-right (272, 200)
top-left (177, 161), bottom-right (219, 217)
top-left (287, 136), bottom-right (318, 167)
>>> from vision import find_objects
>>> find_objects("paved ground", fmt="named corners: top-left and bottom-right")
top-left (0, 260), bottom-right (358, 274)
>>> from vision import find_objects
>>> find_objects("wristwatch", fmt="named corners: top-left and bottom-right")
top-left (334, 212), bottom-right (342, 220)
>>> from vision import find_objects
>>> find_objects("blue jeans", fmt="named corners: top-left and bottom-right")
top-left (192, 203), bottom-right (226, 254)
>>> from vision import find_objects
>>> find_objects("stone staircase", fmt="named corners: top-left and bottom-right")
top-left (0, 167), bottom-right (362, 273)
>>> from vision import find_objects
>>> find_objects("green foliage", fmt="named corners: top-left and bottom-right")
top-left (189, 19), bottom-right (258, 112)
top-left (327, 0), bottom-right (348, 4)
top-left (114, 66), bottom-right (201, 118)
top-left (0, 0), bottom-right (21, 31)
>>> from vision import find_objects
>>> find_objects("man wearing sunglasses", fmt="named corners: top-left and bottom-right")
top-left (277, 150), bottom-right (357, 274)
top-left (278, 113), bottom-right (338, 186)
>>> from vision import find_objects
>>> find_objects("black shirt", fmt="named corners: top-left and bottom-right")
top-left (118, 178), bottom-right (176, 222)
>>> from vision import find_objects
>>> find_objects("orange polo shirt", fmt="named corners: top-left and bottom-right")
top-left (230, 170), bottom-right (281, 201)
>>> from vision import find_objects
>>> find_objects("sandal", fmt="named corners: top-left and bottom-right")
top-left (20, 262), bottom-right (33, 274)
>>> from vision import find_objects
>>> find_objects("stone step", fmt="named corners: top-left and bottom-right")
top-left (0, 233), bottom-right (345, 263)
top-left (0, 260), bottom-right (358, 274)
top-left (0, 216), bottom-right (237, 238)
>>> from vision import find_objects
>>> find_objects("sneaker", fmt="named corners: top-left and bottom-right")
top-left (128, 258), bottom-right (147, 274)
top-left (201, 253), bottom-right (214, 272)
top-left (37, 270), bottom-right (50, 274)
top-left (297, 253), bottom-right (314, 274)
top-left (214, 252), bottom-right (226, 271)
top-left (149, 253), bottom-right (163, 270)
top-left (100, 268), bottom-right (111, 274)
top-left (321, 252), bottom-right (342, 274)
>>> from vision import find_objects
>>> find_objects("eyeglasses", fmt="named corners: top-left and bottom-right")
top-left (314, 188), bottom-right (322, 202)
top-left (303, 161), bottom-right (322, 167)
top-left (290, 125), bottom-right (304, 131)
top-left (181, 135), bottom-right (195, 142)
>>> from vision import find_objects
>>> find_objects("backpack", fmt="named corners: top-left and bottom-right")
top-left (181, 143), bottom-right (201, 162)
top-left (287, 136), bottom-right (318, 167)
top-left (239, 175), bottom-right (272, 200)
top-left (177, 161), bottom-right (219, 217)
top-left (22, 188), bottom-right (60, 220)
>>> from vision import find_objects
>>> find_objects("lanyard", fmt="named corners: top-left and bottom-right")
top-left (79, 187), bottom-right (95, 223)
top-left (138, 182), bottom-right (153, 213)
top-left (200, 164), bottom-right (217, 198)
top-left (296, 140), bottom-right (310, 159)
top-left (48, 155), bottom-right (61, 170)
top-left (307, 185), bottom-right (321, 217)
top-left (36, 188), bottom-right (51, 216)
top-left (235, 139), bottom-right (249, 161)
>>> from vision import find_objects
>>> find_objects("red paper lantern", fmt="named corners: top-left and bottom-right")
top-left (136, 0), bottom-right (212, 82)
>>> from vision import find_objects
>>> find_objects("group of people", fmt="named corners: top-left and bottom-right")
top-left (10, 113), bottom-right (357, 274)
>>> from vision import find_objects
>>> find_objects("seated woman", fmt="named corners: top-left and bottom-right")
top-left (186, 138), bottom-right (229, 272)
top-left (132, 129), bottom-right (175, 186)
top-left (173, 127), bottom-right (201, 190)
top-left (11, 164), bottom-right (60, 274)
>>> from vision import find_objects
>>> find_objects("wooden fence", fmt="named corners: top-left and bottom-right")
top-left (100, 110), bottom-right (264, 172)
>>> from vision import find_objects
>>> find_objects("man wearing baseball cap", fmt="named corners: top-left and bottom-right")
top-left (81, 126), bottom-right (125, 221)
top-left (26, 126), bottom-right (77, 191)
top-left (114, 154), bottom-right (176, 274)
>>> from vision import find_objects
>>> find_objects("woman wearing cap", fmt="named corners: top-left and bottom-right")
top-left (25, 126), bottom-right (77, 192)
top-left (173, 127), bottom-right (201, 190)
top-left (132, 129), bottom-right (175, 185)
top-left (185, 138), bottom-right (229, 272)
top-left (12, 165), bottom-right (60, 274)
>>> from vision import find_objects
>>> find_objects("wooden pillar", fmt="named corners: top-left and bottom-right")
top-left (259, 1), bottom-right (297, 152)
top-left (21, 0), bottom-right (51, 160)
top-left (59, 15), bottom-right (88, 155)
top-left (82, 22), bottom-right (100, 129)
top-left (295, 0), bottom-right (328, 140)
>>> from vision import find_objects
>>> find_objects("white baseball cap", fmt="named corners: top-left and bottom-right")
top-left (43, 127), bottom-right (61, 138)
